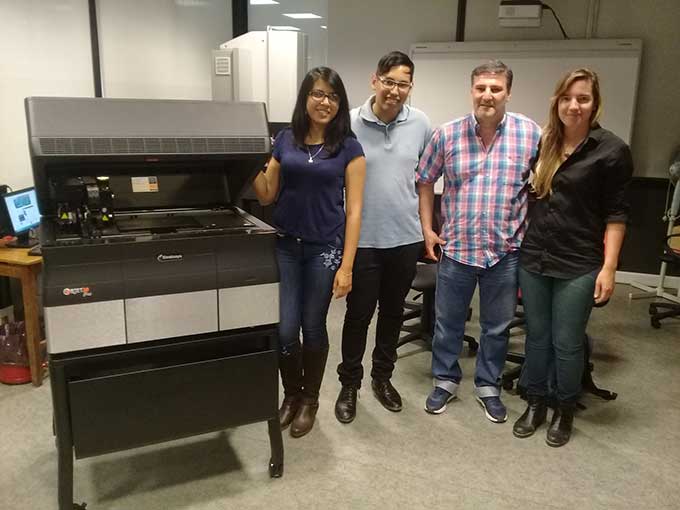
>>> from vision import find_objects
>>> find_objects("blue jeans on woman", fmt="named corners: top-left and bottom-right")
top-left (276, 235), bottom-right (342, 354)
top-left (432, 251), bottom-right (519, 397)
top-left (518, 267), bottom-right (598, 402)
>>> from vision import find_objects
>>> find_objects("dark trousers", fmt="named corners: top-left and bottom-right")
top-left (519, 267), bottom-right (598, 402)
top-left (276, 235), bottom-right (341, 354)
top-left (337, 242), bottom-right (422, 387)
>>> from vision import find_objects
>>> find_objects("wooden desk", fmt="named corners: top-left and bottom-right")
top-left (0, 247), bottom-right (43, 386)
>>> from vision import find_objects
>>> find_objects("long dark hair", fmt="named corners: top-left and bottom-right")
top-left (291, 66), bottom-right (353, 155)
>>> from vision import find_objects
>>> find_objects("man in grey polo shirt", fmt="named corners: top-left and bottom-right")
top-left (335, 51), bottom-right (432, 423)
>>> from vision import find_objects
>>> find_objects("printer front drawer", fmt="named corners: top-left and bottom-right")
top-left (125, 290), bottom-right (218, 343)
top-left (68, 348), bottom-right (278, 458)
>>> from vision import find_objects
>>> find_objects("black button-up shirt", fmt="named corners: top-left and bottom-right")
top-left (520, 125), bottom-right (633, 278)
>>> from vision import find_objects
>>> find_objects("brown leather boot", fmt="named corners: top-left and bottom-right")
top-left (290, 347), bottom-right (328, 438)
top-left (278, 345), bottom-right (303, 430)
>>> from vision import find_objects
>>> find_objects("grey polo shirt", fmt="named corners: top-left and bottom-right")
top-left (351, 97), bottom-right (432, 249)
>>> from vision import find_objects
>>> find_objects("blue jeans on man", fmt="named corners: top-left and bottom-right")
top-left (427, 251), bottom-right (519, 420)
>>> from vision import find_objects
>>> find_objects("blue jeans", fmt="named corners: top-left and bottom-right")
top-left (519, 267), bottom-right (597, 402)
top-left (432, 252), bottom-right (519, 397)
top-left (276, 235), bottom-right (342, 354)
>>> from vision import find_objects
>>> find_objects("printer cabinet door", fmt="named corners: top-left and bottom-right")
top-left (125, 289), bottom-right (218, 343)
top-left (45, 300), bottom-right (126, 353)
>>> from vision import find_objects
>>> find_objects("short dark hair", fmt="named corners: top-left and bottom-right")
top-left (291, 66), bottom-right (354, 155)
top-left (376, 51), bottom-right (415, 79)
top-left (471, 60), bottom-right (513, 91)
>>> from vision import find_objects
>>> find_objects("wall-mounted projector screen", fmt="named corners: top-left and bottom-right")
top-left (410, 39), bottom-right (641, 145)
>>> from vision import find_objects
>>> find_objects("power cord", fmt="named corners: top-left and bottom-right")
top-left (541, 2), bottom-right (569, 39)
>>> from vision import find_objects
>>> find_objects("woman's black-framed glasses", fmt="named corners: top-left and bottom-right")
top-left (309, 89), bottom-right (340, 104)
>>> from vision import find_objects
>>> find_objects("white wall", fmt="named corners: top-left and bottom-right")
top-left (1, 0), bottom-right (677, 186)
top-left (463, 0), bottom-right (680, 179)
top-left (97, 0), bottom-right (232, 100)
top-left (595, 0), bottom-right (680, 178)
top-left (0, 0), bottom-right (93, 190)
top-left (0, 0), bottom-right (232, 191)
top-left (327, 0), bottom-right (457, 108)
top-left (326, 0), bottom-right (679, 178)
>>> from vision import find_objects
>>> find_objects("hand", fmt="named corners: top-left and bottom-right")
top-left (333, 269), bottom-right (353, 299)
top-left (423, 229), bottom-right (446, 261)
top-left (594, 266), bottom-right (616, 304)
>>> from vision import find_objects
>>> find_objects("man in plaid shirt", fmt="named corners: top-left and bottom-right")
top-left (416, 61), bottom-right (541, 422)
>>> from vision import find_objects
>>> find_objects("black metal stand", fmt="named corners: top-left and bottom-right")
top-left (49, 327), bottom-right (283, 509)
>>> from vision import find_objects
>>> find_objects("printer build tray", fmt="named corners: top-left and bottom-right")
top-left (115, 211), bottom-right (254, 233)
top-left (116, 211), bottom-right (253, 233)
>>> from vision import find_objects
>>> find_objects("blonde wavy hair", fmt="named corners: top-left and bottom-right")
top-left (532, 68), bottom-right (603, 198)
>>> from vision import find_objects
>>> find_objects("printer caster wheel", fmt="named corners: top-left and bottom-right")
top-left (269, 461), bottom-right (283, 478)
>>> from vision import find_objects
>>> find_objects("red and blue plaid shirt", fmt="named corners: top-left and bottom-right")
top-left (416, 113), bottom-right (541, 268)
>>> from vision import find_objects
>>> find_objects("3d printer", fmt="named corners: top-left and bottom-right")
top-left (26, 97), bottom-right (284, 509)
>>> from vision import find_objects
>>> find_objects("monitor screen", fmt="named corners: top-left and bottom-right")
top-left (3, 188), bottom-right (41, 235)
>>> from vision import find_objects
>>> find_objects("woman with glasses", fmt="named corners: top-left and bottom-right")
top-left (513, 68), bottom-right (632, 447)
top-left (252, 67), bottom-right (366, 438)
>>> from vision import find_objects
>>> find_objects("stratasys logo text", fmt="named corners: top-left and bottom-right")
top-left (62, 287), bottom-right (92, 297)
top-left (157, 253), bottom-right (183, 262)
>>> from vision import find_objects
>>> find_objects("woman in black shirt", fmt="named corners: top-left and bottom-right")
top-left (513, 69), bottom-right (633, 447)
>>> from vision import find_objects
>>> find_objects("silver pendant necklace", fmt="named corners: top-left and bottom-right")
top-left (307, 144), bottom-right (325, 163)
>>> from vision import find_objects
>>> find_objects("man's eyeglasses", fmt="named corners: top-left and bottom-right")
top-left (377, 76), bottom-right (413, 92)
top-left (309, 89), bottom-right (340, 104)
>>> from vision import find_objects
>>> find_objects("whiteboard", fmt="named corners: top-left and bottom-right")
top-left (409, 39), bottom-right (642, 144)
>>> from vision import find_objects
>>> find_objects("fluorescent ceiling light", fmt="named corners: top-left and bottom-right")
top-left (282, 13), bottom-right (322, 19)
top-left (250, 0), bottom-right (279, 5)
top-left (320, 25), bottom-right (327, 29)
top-left (268, 25), bottom-right (301, 31)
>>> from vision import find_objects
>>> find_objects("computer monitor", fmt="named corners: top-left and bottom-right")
top-left (2, 187), bottom-right (40, 248)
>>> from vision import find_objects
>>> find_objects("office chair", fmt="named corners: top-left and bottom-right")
top-left (398, 260), bottom-right (479, 353)
top-left (649, 231), bottom-right (680, 328)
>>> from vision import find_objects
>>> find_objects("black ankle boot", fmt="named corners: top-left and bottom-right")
top-left (546, 401), bottom-right (575, 447)
top-left (335, 385), bottom-right (359, 423)
top-left (513, 395), bottom-right (547, 438)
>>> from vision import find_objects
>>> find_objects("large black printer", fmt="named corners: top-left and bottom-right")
top-left (26, 97), bottom-right (284, 509)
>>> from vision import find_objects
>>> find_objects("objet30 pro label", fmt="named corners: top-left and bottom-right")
top-left (62, 286), bottom-right (92, 297)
